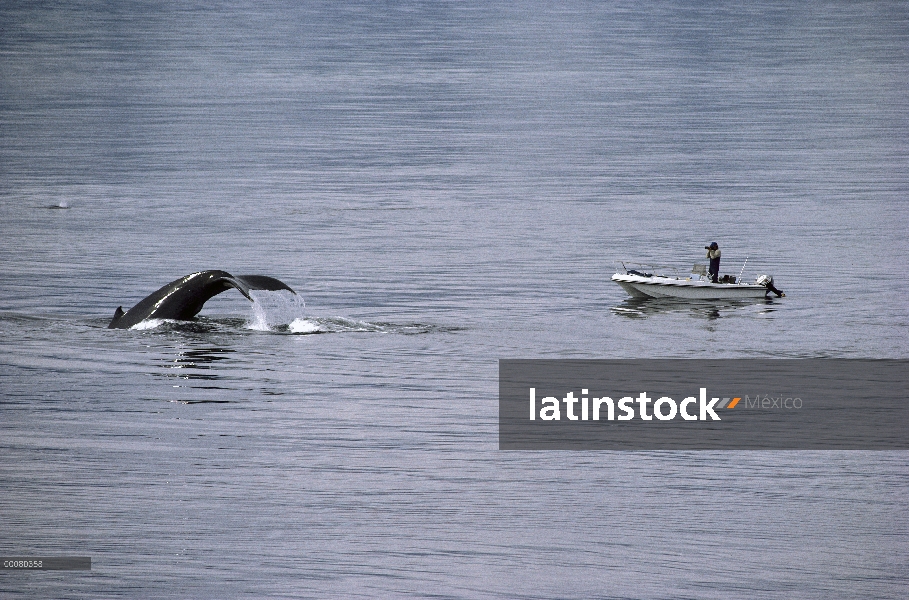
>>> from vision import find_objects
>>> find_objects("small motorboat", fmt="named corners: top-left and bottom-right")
top-left (612, 263), bottom-right (784, 300)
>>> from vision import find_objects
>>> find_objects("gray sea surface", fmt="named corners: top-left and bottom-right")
top-left (1, 1), bottom-right (908, 598)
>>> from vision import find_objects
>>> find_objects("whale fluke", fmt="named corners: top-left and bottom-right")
top-left (108, 270), bottom-right (296, 329)
top-left (233, 274), bottom-right (295, 294)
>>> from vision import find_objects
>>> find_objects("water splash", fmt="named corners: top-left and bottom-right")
top-left (246, 291), bottom-right (306, 331)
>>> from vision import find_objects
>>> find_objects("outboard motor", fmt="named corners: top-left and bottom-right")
top-left (756, 274), bottom-right (785, 297)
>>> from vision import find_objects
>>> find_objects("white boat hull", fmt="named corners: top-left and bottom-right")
top-left (612, 273), bottom-right (770, 300)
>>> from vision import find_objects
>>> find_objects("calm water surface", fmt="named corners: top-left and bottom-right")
top-left (1, 1), bottom-right (907, 598)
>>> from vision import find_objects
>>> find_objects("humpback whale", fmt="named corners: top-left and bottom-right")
top-left (108, 270), bottom-right (296, 329)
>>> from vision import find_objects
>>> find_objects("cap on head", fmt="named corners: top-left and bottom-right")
top-left (709, 242), bottom-right (718, 249)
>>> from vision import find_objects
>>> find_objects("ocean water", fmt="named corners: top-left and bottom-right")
top-left (1, 1), bottom-right (908, 598)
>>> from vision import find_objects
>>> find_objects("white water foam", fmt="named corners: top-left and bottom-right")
top-left (288, 318), bottom-right (322, 334)
top-left (285, 316), bottom-right (437, 335)
top-left (129, 319), bottom-right (166, 330)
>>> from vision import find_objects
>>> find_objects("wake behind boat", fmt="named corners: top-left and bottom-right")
top-left (612, 262), bottom-right (785, 300)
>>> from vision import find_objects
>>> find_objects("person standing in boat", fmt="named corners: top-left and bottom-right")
top-left (705, 242), bottom-right (721, 283)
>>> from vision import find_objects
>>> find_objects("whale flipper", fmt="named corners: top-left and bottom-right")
top-left (108, 270), bottom-right (296, 329)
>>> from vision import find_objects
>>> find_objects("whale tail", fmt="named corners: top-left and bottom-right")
top-left (234, 275), bottom-right (296, 295)
top-left (108, 270), bottom-right (296, 329)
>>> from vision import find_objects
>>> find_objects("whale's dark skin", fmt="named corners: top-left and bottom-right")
top-left (108, 270), bottom-right (296, 329)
